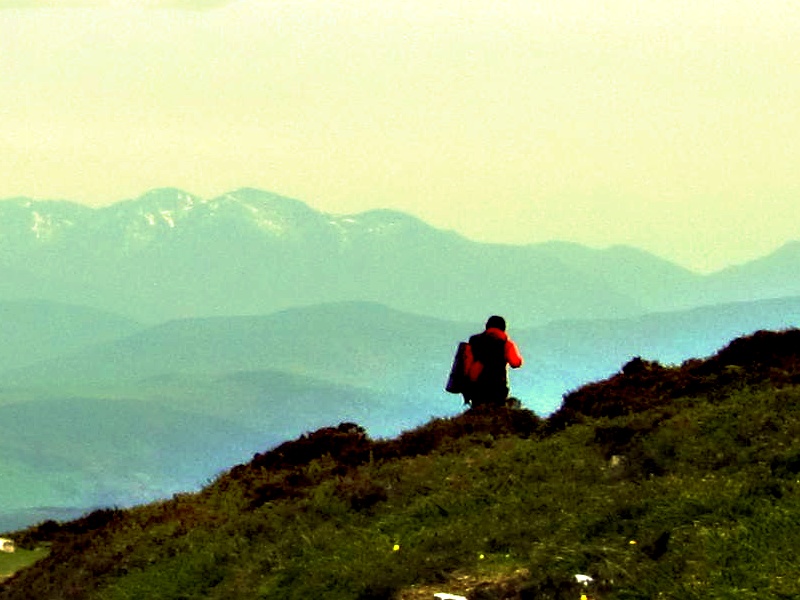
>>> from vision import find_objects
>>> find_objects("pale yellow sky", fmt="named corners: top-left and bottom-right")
top-left (1, 0), bottom-right (799, 272)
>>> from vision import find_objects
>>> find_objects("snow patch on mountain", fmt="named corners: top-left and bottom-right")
top-left (326, 216), bottom-right (358, 245)
top-left (160, 210), bottom-right (176, 229)
top-left (28, 209), bottom-right (76, 241)
top-left (1, 189), bottom-right (437, 252)
top-left (233, 198), bottom-right (286, 235)
top-left (31, 211), bottom-right (47, 239)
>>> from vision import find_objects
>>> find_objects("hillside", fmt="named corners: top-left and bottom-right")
top-left (2, 328), bottom-right (800, 599)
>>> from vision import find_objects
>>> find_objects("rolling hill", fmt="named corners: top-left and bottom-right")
top-left (0, 301), bottom-right (142, 372)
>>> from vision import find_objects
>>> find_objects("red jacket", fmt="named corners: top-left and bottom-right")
top-left (464, 327), bottom-right (523, 382)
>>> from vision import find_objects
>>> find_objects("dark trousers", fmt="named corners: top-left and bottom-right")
top-left (463, 383), bottom-right (509, 408)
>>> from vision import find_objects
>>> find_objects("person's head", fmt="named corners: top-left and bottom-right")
top-left (485, 315), bottom-right (506, 331)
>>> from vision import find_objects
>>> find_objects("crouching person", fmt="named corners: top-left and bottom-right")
top-left (447, 315), bottom-right (523, 408)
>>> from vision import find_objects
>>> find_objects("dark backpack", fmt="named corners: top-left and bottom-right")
top-left (445, 342), bottom-right (469, 394)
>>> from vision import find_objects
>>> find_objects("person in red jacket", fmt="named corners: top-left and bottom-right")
top-left (462, 315), bottom-right (523, 408)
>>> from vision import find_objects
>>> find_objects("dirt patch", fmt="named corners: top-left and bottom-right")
top-left (396, 568), bottom-right (531, 600)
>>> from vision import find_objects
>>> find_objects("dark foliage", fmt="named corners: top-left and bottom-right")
top-left (709, 328), bottom-right (800, 374)
top-left (640, 530), bottom-right (671, 561)
top-left (770, 450), bottom-right (800, 477)
top-left (14, 509), bottom-right (124, 550)
top-left (247, 422), bottom-right (372, 471)
top-left (335, 473), bottom-right (389, 512)
top-left (550, 328), bottom-right (800, 428)
top-left (512, 573), bottom-right (598, 600)
top-left (377, 403), bottom-right (543, 460)
top-left (222, 407), bottom-right (543, 500)
top-left (245, 468), bottom-right (313, 508)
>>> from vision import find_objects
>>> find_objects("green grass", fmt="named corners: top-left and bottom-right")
top-left (4, 330), bottom-right (800, 599)
top-left (10, 391), bottom-right (800, 599)
top-left (0, 546), bottom-right (49, 582)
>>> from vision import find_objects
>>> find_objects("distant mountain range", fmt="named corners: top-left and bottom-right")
top-left (1, 187), bottom-right (799, 531)
top-left (2, 188), bottom-right (800, 325)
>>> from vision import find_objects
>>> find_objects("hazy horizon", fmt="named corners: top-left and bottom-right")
top-left (2, 0), bottom-right (799, 273)
top-left (1, 186), bottom-right (795, 276)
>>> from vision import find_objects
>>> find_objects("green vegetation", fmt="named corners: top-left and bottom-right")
top-left (2, 329), bottom-right (800, 599)
top-left (0, 547), bottom-right (49, 583)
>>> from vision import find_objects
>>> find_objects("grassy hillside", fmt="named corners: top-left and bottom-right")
top-left (0, 547), bottom-right (48, 584)
top-left (3, 329), bottom-right (800, 599)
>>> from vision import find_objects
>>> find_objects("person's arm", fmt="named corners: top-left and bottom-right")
top-left (505, 340), bottom-right (523, 368)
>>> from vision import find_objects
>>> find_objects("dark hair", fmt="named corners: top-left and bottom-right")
top-left (486, 315), bottom-right (506, 331)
